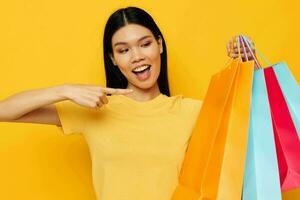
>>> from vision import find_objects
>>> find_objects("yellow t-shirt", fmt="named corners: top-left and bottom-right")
top-left (55, 93), bottom-right (202, 200)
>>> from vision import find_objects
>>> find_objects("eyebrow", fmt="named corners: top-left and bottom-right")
top-left (113, 35), bottom-right (152, 47)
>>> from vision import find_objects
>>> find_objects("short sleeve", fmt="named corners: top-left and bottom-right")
top-left (54, 100), bottom-right (88, 135)
top-left (182, 98), bottom-right (203, 119)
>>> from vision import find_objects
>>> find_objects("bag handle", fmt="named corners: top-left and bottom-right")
top-left (240, 35), bottom-right (260, 69)
top-left (239, 35), bottom-right (272, 69)
top-left (235, 35), bottom-right (259, 70)
top-left (240, 36), bottom-right (249, 62)
top-left (236, 36), bottom-right (241, 58)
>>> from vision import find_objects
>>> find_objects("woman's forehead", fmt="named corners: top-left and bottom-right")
top-left (112, 24), bottom-right (154, 46)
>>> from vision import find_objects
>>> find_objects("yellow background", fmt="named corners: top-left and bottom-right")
top-left (0, 0), bottom-right (299, 199)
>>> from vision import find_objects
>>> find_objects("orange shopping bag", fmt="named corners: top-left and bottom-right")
top-left (282, 188), bottom-right (300, 200)
top-left (172, 55), bottom-right (254, 199)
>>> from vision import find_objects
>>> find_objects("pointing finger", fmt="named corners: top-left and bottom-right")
top-left (100, 95), bottom-right (109, 104)
top-left (101, 87), bottom-right (134, 95)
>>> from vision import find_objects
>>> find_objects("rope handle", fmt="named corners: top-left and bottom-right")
top-left (239, 35), bottom-right (272, 69)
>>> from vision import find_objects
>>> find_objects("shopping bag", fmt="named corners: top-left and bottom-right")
top-left (172, 48), bottom-right (253, 200)
top-left (241, 35), bottom-right (300, 193)
top-left (282, 188), bottom-right (300, 200)
top-left (200, 59), bottom-right (253, 200)
top-left (242, 70), bottom-right (281, 200)
top-left (264, 67), bottom-right (300, 192)
top-left (241, 36), bottom-right (282, 200)
top-left (272, 63), bottom-right (300, 139)
top-left (172, 58), bottom-right (240, 200)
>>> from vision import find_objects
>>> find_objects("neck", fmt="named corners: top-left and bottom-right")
top-left (125, 82), bottom-right (161, 102)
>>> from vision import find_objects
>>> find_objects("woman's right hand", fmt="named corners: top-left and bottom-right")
top-left (63, 84), bottom-right (133, 109)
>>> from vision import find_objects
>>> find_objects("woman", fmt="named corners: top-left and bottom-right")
top-left (0, 6), bottom-right (253, 200)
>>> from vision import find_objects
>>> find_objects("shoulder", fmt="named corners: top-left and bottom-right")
top-left (180, 96), bottom-right (203, 117)
top-left (167, 94), bottom-right (203, 115)
top-left (168, 95), bottom-right (203, 123)
top-left (181, 96), bottom-right (203, 110)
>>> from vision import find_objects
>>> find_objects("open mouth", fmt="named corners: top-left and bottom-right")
top-left (132, 65), bottom-right (151, 75)
top-left (132, 65), bottom-right (152, 81)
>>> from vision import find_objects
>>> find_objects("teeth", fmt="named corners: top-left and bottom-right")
top-left (133, 65), bottom-right (149, 72)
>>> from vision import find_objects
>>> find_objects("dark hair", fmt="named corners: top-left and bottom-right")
top-left (103, 6), bottom-right (170, 96)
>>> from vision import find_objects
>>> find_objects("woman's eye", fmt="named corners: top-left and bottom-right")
top-left (142, 42), bottom-right (151, 47)
top-left (118, 49), bottom-right (128, 54)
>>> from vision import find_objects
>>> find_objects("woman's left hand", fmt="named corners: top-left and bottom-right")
top-left (226, 35), bottom-right (256, 61)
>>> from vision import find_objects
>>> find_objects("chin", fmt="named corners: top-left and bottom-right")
top-left (128, 77), bottom-right (158, 90)
top-left (133, 81), bottom-right (156, 90)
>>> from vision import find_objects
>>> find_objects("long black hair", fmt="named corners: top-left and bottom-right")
top-left (103, 6), bottom-right (170, 96)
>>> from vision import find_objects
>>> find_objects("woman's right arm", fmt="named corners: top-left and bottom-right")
top-left (0, 84), bottom-right (133, 125)
top-left (0, 84), bottom-right (69, 125)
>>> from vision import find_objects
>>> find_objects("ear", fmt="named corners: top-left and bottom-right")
top-left (157, 36), bottom-right (163, 54)
top-left (109, 53), bottom-right (117, 65)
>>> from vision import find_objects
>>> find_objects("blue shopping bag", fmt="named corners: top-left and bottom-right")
top-left (242, 69), bottom-right (281, 200)
top-left (238, 35), bottom-right (281, 200)
top-left (273, 63), bottom-right (300, 139)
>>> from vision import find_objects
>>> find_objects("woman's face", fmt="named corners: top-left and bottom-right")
top-left (110, 24), bottom-right (163, 90)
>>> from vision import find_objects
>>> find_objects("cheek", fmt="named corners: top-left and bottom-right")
top-left (114, 55), bottom-right (131, 72)
top-left (147, 45), bottom-right (161, 60)
top-left (148, 47), bottom-right (161, 71)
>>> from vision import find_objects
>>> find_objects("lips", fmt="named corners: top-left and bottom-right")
top-left (132, 64), bottom-right (151, 73)
top-left (132, 65), bottom-right (151, 75)
top-left (133, 65), bottom-right (152, 81)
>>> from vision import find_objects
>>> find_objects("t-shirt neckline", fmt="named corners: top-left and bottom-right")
top-left (115, 93), bottom-right (166, 107)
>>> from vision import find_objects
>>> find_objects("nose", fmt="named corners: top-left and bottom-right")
top-left (131, 47), bottom-right (145, 63)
